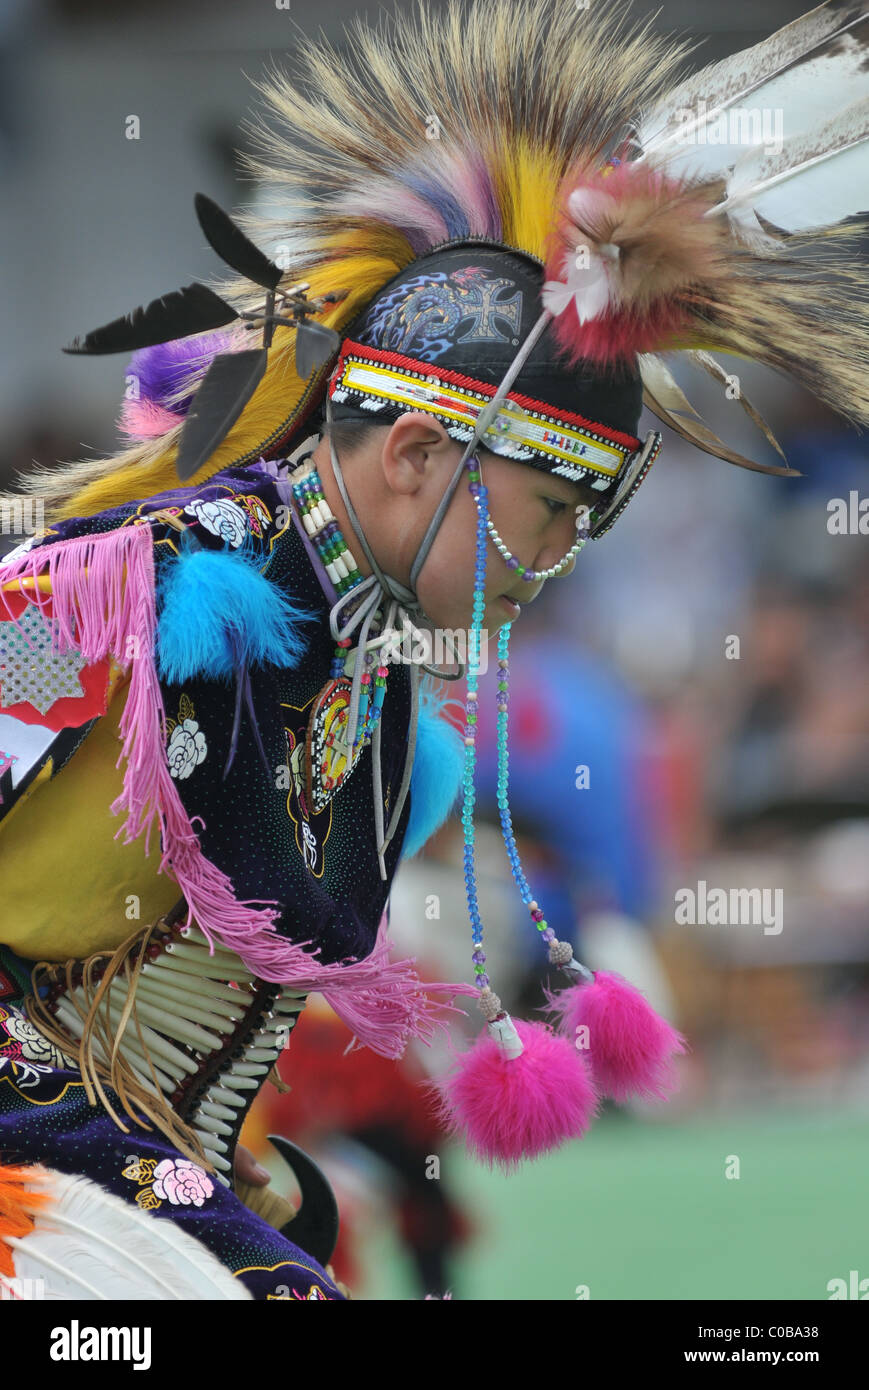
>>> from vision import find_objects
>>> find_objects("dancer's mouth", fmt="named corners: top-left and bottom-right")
top-left (498, 594), bottom-right (522, 619)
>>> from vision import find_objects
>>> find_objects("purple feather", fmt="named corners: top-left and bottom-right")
top-left (126, 332), bottom-right (235, 415)
top-left (120, 330), bottom-right (236, 440)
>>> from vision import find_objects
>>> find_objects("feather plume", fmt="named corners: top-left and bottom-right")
top-left (639, 2), bottom-right (868, 178)
top-left (294, 319), bottom-right (341, 379)
top-left (194, 191), bottom-right (283, 290)
top-left (4, 0), bottom-right (866, 525)
top-left (156, 537), bottom-right (317, 684)
top-left (119, 331), bottom-right (236, 440)
top-left (402, 687), bottom-right (464, 859)
top-left (8, 1168), bottom-right (251, 1300)
top-left (711, 97), bottom-right (869, 233)
top-left (688, 350), bottom-right (788, 462)
top-left (0, 1164), bottom-right (52, 1280)
top-left (639, 354), bottom-right (798, 477)
top-left (544, 147), bottom-right (869, 421)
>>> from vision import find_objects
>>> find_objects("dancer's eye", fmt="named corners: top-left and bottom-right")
top-left (544, 497), bottom-right (568, 516)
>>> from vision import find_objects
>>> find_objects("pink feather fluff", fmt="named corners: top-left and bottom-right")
top-left (547, 971), bottom-right (688, 1103)
top-left (118, 331), bottom-right (236, 441)
top-left (120, 399), bottom-right (184, 440)
top-left (431, 1018), bottom-right (599, 1171)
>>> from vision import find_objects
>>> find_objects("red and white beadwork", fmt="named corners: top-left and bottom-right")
top-left (329, 339), bottom-right (640, 486)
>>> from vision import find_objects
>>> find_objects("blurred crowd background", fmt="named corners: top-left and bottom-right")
top-left (1, 0), bottom-right (866, 1300)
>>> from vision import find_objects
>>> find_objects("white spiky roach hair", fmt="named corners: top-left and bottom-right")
top-left (4, 0), bottom-right (867, 525)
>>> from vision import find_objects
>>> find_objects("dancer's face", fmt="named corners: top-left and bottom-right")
top-left (316, 414), bottom-right (597, 636)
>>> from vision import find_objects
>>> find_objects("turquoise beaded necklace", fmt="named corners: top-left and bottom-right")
top-left (461, 450), bottom-right (592, 994)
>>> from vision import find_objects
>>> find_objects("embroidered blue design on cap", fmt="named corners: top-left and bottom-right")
top-left (360, 267), bottom-right (523, 360)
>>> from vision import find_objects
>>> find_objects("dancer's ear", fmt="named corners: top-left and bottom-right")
top-left (378, 412), bottom-right (457, 500)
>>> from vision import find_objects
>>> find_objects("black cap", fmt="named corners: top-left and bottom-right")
top-left (332, 242), bottom-right (643, 441)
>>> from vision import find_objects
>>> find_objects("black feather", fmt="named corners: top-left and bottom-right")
top-left (194, 192), bottom-right (283, 291)
top-left (63, 283), bottom-right (238, 356)
top-left (175, 348), bottom-right (268, 481)
top-left (295, 320), bottom-right (341, 378)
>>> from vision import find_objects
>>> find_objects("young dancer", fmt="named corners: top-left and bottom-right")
top-left (0, 0), bottom-right (865, 1298)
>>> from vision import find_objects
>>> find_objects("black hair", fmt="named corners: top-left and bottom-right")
top-left (326, 418), bottom-right (390, 457)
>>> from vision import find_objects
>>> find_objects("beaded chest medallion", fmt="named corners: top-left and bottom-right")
top-left (292, 464), bottom-right (391, 815)
top-left (305, 676), bottom-right (361, 815)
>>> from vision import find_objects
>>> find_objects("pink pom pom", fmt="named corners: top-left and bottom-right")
top-left (547, 971), bottom-right (688, 1103)
top-left (430, 1018), bottom-right (598, 1171)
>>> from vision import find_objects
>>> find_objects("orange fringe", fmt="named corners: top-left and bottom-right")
top-left (0, 1164), bottom-right (52, 1278)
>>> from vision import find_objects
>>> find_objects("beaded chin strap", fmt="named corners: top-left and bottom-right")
top-left (461, 448), bottom-right (594, 1042)
top-left (484, 499), bottom-right (591, 582)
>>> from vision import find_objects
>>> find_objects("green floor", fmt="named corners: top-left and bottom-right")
top-left (358, 1106), bottom-right (869, 1300)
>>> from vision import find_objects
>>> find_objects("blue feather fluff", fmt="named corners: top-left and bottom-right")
top-left (156, 538), bottom-right (316, 684)
top-left (402, 688), bottom-right (465, 859)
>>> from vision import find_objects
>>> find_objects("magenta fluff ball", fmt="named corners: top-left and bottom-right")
top-left (431, 1019), bottom-right (598, 1171)
top-left (547, 971), bottom-right (688, 1103)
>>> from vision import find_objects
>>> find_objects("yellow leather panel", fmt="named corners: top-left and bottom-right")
top-left (0, 679), bottom-right (181, 961)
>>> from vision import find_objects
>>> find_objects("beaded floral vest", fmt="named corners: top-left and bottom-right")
top-left (1, 459), bottom-right (415, 970)
top-left (0, 457), bottom-right (418, 1179)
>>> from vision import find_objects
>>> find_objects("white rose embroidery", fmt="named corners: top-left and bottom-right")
top-left (4, 1010), bottom-right (75, 1067)
top-left (183, 497), bottom-right (248, 548)
top-left (167, 718), bottom-right (207, 779)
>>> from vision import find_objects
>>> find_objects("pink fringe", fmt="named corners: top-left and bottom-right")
top-left (0, 525), bottom-right (286, 966)
top-left (321, 914), bottom-right (477, 1058)
top-left (0, 526), bottom-right (476, 1053)
top-left (544, 162), bottom-right (708, 367)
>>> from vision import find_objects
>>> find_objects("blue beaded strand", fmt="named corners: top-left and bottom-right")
top-left (462, 454), bottom-right (489, 988)
top-left (463, 450), bottom-right (589, 979)
top-left (495, 622), bottom-right (554, 945)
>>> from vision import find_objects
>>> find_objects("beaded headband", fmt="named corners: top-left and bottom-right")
top-left (329, 338), bottom-right (641, 493)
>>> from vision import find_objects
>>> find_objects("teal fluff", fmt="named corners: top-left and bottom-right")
top-left (156, 537), bottom-right (316, 684)
top-left (402, 688), bottom-right (465, 859)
